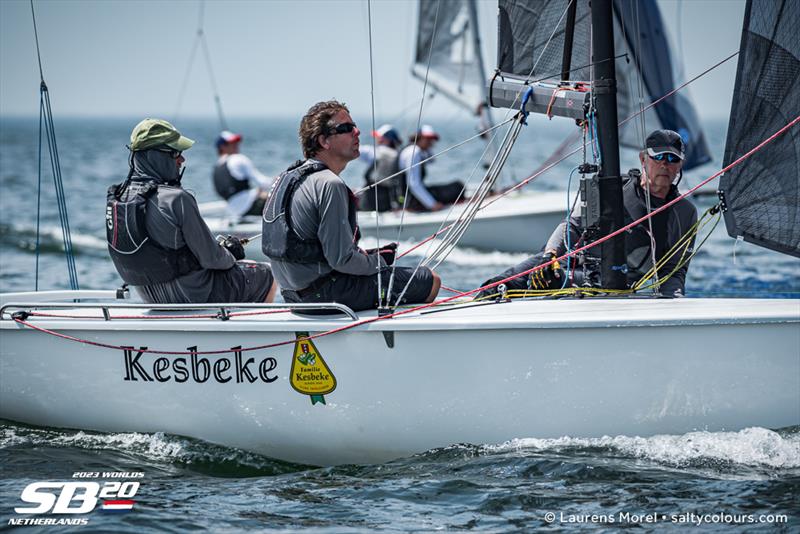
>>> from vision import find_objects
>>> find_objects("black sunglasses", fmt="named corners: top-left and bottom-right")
top-left (326, 122), bottom-right (358, 136)
top-left (649, 153), bottom-right (681, 164)
top-left (155, 148), bottom-right (183, 159)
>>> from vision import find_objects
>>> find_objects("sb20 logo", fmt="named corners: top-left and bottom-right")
top-left (14, 481), bottom-right (139, 514)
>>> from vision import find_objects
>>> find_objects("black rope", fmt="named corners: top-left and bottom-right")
top-left (30, 0), bottom-right (79, 290)
top-left (199, 27), bottom-right (228, 131)
top-left (174, 0), bottom-right (228, 131)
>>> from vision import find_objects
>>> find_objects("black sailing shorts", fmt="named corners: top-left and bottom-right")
top-left (208, 261), bottom-right (274, 303)
top-left (282, 266), bottom-right (435, 314)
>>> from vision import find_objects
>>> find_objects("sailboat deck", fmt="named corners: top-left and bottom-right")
top-left (2, 294), bottom-right (797, 333)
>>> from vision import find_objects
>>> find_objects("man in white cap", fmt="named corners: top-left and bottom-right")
top-left (106, 118), bottom-right (277, 304)
top-left (398, 125), bottom-right (465, 211)
top-left (213, 130), bottom-right (274, 218)
top-left (357, 123), bottom-right (402, 212)
top-left (476, 129), bottom-right (698, 298)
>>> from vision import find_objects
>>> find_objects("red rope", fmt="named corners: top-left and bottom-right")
top-left (12, 116), bottom-right (797, 357)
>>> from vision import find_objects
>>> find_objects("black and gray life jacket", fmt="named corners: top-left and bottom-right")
top-left (261, 160), bottom-right (359, 264)
top-left (213, 159), bottom-right (250, 200)
top-left (106, 181), bottom-right (201, 286)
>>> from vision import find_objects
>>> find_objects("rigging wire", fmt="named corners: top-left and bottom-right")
top-left (173, 0), bottom-right (228, 130)
top-left (630, 0), bottom-right (661, 292)
top-left (365, 0), bottom-right (385, 308)
top-left (384, 0), bottom-right (442, 308)
top-left (481, 51), bottom-right (739, 209)
top-left (394, 50), bottom-right (740, 263)
top-left (388, 0), bottom-right (577, 308)
top-left (367, 17), bottom-right (735, 304)
top-left (30, 0), bottom-right (79, 291)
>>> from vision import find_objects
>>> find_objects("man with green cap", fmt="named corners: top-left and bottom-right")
top-left (106, 118), bottom-right (277, 304)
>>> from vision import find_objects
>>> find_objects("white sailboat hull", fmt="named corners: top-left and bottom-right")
top-left (2, 296), bottom-right (798, 466)
top-left (201, 191), bottom-right (568, 255)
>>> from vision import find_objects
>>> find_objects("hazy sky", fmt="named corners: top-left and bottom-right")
top-left (0, 0), bottom-right (746, 121)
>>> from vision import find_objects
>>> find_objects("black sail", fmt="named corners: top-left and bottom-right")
top-left (496, 0), bottom-right (711, 170)
top-left (720, 0), bottom-right (800, 257)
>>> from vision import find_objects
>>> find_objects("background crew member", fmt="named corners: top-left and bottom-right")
top-left (357, 123), bottom-right (402, 212)
top-left (213, 130), bottom-right (274, 218)
top-left (398, 125), bottom-right (465, 211)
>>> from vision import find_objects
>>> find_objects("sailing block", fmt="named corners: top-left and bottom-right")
top-left (488, 80), bottom-right (590, 120)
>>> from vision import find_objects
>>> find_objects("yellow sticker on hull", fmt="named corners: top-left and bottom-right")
top-left (291, 332), bottom-right (336, 405)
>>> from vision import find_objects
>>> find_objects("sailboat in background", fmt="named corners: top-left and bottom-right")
top-left (1, 0), bottom-right (797, 466)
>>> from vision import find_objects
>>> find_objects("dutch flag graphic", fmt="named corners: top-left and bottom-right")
top-left (102, 500), bottom-right (135, 512)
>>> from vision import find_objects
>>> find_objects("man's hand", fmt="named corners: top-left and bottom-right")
top-left (529, 251), bottom-right (564, 290)
top-left (366, 242), bottom-right (398, 266)
top-left (220, 235), bottom-right (246, 260)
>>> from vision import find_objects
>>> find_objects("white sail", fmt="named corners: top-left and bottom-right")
top-left (412, 0), bottom-right (489, 113)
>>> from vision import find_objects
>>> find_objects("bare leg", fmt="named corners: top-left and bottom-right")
top-left (264, 280), bottom-right (278, 303)
top-left (425, 271), bottom-right (441, 303)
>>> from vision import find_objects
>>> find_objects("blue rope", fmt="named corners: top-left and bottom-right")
top-left (519, 86), bottom-right (534, 124)
top-left (562, 166), bottom-right (581, 288)
top-left (40, 82), bottom-right (79, 290)
top-left (589, 110), bottom-right (602, 164)
top-left (31, 0), bottom-right (78, 290)
top-left (35, 93), bottom-right (44, 290)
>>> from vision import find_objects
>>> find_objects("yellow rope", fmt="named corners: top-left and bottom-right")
top-left (474, 204), bottom-right (722, 302)
top-left (632, 206), bottom-right (721, 291)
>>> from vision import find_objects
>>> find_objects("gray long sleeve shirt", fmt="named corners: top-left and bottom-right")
top-left (269, 165), bottom-right (385, 291)
top-left (544, 176), bottom-right (697, 296)
top-left (125, 180), bottom-right (238, 303)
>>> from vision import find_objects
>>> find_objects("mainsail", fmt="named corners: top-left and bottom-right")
top-left (412, 0), bottom-right (489, 113)
top-left (720, 0), bottom-right (800, 258)
top-left (496, 0), bottom-right (712, 170)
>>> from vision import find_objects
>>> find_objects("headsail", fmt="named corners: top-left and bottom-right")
top-left (412, 0), bottom-right (488, 113)
top-left (720, 0), bottom-right (800, 258)
top-left (495, 0), bottom-right (712, 170)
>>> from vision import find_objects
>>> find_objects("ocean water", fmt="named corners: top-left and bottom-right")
top-left (1, 116), bottom-right (798, 531)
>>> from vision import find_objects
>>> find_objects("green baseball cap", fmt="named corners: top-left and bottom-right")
top-left (129, 118), bottom-right (195, 152)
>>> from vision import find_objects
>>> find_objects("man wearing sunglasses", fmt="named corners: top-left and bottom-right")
top-left (106, 118), bottom-right (277, 305)
top-left (262, 100), bottom-right (441, 313)
top-left (475, 129), bottom-right (698, 298)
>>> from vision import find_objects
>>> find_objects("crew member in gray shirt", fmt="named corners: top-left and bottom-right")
top-left (106, 118), bottom-right (277, 304)
top-left (262, 100), bottom-right (441, 312)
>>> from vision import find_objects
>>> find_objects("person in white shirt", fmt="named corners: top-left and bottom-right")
top-left (212, 130), bottom-right (274, 218)
top-left (397, 125), bottom-right (465, 211)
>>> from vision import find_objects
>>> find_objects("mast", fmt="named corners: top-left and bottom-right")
top-left (591, 0), bottom-right (626, 289)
